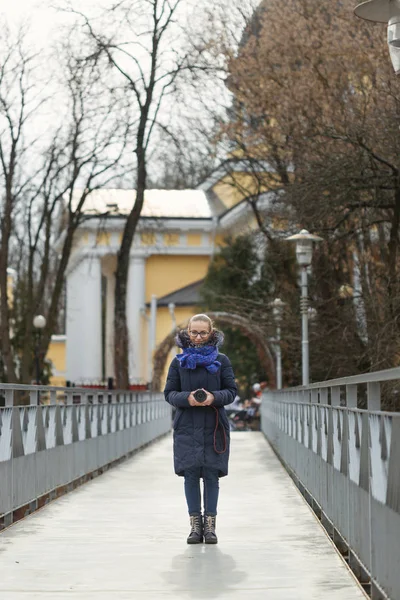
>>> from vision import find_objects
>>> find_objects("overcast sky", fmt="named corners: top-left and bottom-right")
top-left (0, 0), bottom-right (96, 46)
top-left (1, 0), bottom-right (56, 36)
top-left (0, 0), bottom-right (246, 185)
top-left (0, 0), bottom-right (250, 49)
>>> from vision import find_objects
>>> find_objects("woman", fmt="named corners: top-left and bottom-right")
top-left (164, 314), bottom-right (237, 545)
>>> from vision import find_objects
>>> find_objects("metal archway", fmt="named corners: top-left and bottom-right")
top-left (151, 311), bottom-right (276, 391)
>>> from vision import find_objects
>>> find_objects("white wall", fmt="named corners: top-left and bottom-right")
top-left (66, 256), bottom-right (102, 383)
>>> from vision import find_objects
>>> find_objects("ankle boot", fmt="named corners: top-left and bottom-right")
top-left (187, 513), bottom-right (203, 544)
top-left (204, 514), bottom-right (218, 544)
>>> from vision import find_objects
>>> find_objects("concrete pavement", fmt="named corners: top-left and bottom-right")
top-left (0, 432), bottom-right (366, 599)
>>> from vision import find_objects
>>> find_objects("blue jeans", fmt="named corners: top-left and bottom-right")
top-left (184, 467), bottom-right (219, 516)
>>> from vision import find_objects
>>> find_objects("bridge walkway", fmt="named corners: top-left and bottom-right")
top-left (0, 432), bottom-right (366, 599)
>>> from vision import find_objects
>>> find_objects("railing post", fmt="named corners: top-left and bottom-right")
top-left (5, 389), bottom-right (14, 407)
top-left (320, 388), bottom-right (328, 405)
top-left (367, 382), bottom-right (381, 411)
top-left (331, 386), bottom-right (340, 407)
top-left (346, 384), bottom-right (357, 408)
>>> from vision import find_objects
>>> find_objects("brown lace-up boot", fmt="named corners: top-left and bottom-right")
top-left (187, 513), bottom-right (203, 544)
top-left (204, 514), bottom-right (218, 544)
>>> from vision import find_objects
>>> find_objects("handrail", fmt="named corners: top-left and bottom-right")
top-left (262, 367), bottom-right (400, 600)
top-left (0, 382), bottom-right (156, 406)
top-left (0, 382), bottom-right (152, 394)
top-left (287, 366), bottom-right (400, 390)
top-left (0, 384), bottom-right (172, 529)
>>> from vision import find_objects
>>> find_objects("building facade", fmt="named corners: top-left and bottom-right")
top-left (47, 162), bottom-right (274, 387)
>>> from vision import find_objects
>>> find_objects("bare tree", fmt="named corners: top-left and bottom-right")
top-left (0, 24), bottom-right (46, 382)
top-left (62, 0), bottom-right (218, 388)
top-left (0, 26), bottom-right (131, 383)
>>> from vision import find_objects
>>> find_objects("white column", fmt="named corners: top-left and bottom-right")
top-left (105, 272), bottom-right (116, 380)
top-left (127, 255), bottom-right (146, 384)
top-left (66, 255), bottom-right (102, 384)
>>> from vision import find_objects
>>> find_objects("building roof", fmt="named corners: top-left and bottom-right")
top-left (196, 158), bottom-right (275, 192)
top-left (218, 190), bottom-right (279, 229)
top-left (148, 279), bottom-right (204, 307)
top-left (72, 189), bottom-right (214, 219)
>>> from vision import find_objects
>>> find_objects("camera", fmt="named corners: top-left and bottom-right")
top-left (194, 389), bottom-right (207, 403)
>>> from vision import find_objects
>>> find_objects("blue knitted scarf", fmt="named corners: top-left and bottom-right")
top-left (175, 329), bottom-right (223, 374)
top-left (176, 344), bottom-right (221, 374)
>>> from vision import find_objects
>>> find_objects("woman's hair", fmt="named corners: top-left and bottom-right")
top-left (188, 313), bottom-right (214, 331)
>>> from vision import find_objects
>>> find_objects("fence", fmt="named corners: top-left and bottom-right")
top-left (0, 383), bottom-right (171, 529)
top-left (261, 367), bottom-right (400, 600)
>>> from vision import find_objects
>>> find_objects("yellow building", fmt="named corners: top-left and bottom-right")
top-left (47, 160), bottom-right (276, 387)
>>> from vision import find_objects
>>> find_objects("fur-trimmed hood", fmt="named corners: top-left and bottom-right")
top-left (175, 329), bottom-right (224, 350)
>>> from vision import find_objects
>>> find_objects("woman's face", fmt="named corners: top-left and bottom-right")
top-left (188, 320), bottom-right (212, 345)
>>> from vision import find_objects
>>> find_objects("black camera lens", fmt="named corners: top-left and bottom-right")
top-left (194, 389), bottom-right (207, 403)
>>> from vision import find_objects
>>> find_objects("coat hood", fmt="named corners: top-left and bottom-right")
top-left (175, 329), bottom-right (224, 350)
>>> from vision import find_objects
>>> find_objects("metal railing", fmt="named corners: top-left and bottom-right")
top-left (261, 367), bottom-right (400, 600)
top-left (0, 383), bottom-right (171, 529)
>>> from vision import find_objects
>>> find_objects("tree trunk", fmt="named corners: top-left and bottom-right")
top-left (114, 144), bottom-right (147, 389)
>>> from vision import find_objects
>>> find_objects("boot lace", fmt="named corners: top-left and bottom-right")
top-left (190, 515), bottom-right (202, 535)
top-left (204, 515), bottom-right (215, 534)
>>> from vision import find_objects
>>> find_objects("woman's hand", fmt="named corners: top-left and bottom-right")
top-left (188, 391), bottom-right (203, 407)
top-left (202, 389), bottom-right (215, 406)
top-left (187, 390), bottom-right (215, 407)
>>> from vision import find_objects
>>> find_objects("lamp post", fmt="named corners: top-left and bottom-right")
top-left (286, 230), bottom-right (323, 386)
top-left (168, 302), bottom-right (177, 332)
top-left (355, 0), bottom-right (400, 73)
top-left (168, 302), bottom-right (179, 356)
top-left (270, 298), bottom-right (285, 390)
top-left (33, 315), bottom-right (46, 385)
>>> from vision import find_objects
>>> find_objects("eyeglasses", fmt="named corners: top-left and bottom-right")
top-left (189, 330), bottom-right (210, 339)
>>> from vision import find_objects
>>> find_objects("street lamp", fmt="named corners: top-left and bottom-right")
top-left (355, 0), bottom-right (400, 74)
top-left (270, 298), bottom-right (285, 390)
top-left (33, 315), bottom-right (46, 385)
top-left (286, 229), bottom-right (323, 386)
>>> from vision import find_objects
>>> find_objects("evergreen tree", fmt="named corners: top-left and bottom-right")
top-left (201, 234), bottom-right (298, 395)
top-left (201, 233), bottom-right (303, 395)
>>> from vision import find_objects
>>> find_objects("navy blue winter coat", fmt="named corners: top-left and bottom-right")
top-left (164, 332), bottom-right (237, 478)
